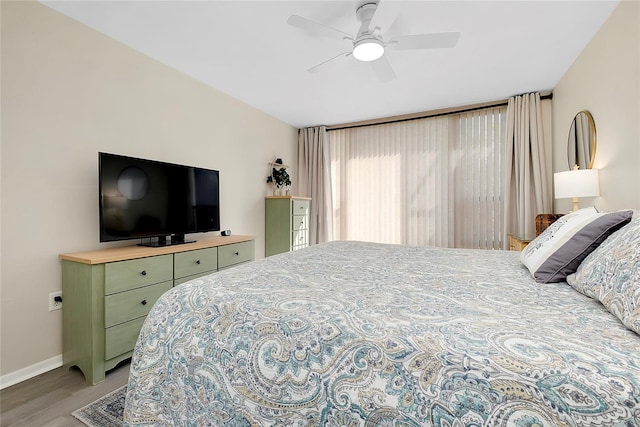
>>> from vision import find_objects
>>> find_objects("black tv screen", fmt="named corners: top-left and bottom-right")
top-left (99, 152), bottom-right (220, 246)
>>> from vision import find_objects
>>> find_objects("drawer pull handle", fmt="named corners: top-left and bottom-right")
top-left (141, 270), bottom-right (147, 276)
top-left (141, 299), bottom-right (147, 306)
top-left (234, 251), bottom-right (239, 256)
top-left (196, 259), bottom-right (201, 265)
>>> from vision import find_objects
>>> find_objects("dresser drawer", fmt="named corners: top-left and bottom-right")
top-left (292, 214), bottom-right (307, 231)
top-left (104, 281), bottom-right (172, 328)
top-left (105, 255), bottom-right (173, 295)
top-left (292, 199), bottom-right (310, 216)
top-left (105, 316), bottom-right (146, 360)
top-left (292, 229), bottom-right (308, 247)
top-left (218, 241), bottom-right (254, 269)
top-left (174, 247), bottom-right (218, 279)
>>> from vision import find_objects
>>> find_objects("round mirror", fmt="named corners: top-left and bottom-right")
top-left (567, 110), bottom-right (596, 169)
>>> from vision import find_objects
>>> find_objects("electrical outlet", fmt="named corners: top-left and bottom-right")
top-left (49, 291), bottom-right (63, 311)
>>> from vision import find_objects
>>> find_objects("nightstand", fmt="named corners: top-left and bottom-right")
top-left (508, 234), bottom-right (533, 251)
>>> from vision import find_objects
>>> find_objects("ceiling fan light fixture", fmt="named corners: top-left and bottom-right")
top-left (353, 38), bottom-right (384, 62)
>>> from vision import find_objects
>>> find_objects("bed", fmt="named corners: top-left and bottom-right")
top-left (124, 211), bottom-right (640, 426)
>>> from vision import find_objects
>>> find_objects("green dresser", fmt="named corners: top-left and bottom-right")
top-left (60, 235), bottom-right (255, 384)
top-left (265, 196), bottom-right (311, 256)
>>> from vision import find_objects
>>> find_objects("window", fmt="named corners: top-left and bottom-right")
top-left (328, 107), bottom-right (507, 249)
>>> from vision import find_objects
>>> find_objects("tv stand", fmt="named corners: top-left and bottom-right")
top-left (138, 234), bottom-right (195, 247)
top-left (59, 235), bottom-right (255, 385)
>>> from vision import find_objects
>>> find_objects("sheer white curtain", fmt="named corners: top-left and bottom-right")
top-left (330, 117), bottom-right (453, 247)
top-left (504, 93), bottom-right (553, 243)
top-left (453, 108), bottom-right (507, 248)
top-left (329, 106), bottom-right (507, 249)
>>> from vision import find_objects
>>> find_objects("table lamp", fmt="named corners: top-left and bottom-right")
top-left (554, 166), bottom-right (600, 212)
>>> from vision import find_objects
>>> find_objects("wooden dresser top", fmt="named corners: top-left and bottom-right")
top-left (59, 235), bottom-right (255, 265)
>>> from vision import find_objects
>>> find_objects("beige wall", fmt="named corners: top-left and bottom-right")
top-left (552, 0), bottom-right (640, 213)
top-left (1, 2), bottom-right (297, 379)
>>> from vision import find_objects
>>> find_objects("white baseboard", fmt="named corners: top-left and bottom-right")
top-left (0, 354), bottom-right (63, 390)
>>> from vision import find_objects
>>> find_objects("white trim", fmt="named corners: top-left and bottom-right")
top-left (0, 354), bottom-right (63, 390)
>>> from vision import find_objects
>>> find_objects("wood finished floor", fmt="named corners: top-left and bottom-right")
top-left (0, 362), bottom-right (129, 427)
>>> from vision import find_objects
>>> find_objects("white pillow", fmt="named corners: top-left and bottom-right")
top-left (520, 207), bottom-right (633, 283)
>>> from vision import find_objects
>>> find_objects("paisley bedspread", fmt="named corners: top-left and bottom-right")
top-left (124, 241), bottom-right (640, 426)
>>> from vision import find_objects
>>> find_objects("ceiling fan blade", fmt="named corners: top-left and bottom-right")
top-left (370, 55), bottom-right (396, 83)
top-left (287, 15), bottom-right (353, 42)
top-left (389, 32), bottom-right (460, 50)
top-left (308, 52), bottom-right (352, 74)
top-left (368, 0), bottom-right (398, 36)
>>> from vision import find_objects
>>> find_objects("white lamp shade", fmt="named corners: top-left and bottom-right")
top-left (554, 169), bottom-right (600, 199)
top-left (353, 39), bottom-right (384, 62)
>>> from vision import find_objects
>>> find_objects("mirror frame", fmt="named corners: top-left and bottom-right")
top-left (567, 110), bottom-right (596, 170)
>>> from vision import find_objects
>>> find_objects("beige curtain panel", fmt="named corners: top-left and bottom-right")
top-left (297, 126), bottom-right (333, 244)
top-left (504, 92), bottom-right (553, 245)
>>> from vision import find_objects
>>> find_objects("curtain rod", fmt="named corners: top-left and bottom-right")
top-left (326, 92), bottom-right (553, 132)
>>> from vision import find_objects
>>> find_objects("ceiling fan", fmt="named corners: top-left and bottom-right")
top-left (287, 1), bottom-right (460, 82)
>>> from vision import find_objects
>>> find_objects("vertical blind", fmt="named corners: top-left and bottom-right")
top-left (328, 106), bottom-right (507, 249)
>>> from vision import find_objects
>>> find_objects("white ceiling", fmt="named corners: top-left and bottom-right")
top-left (41, 0), bottom-right (618, 128)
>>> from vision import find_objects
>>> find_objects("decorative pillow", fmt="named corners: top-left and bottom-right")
top-left (520, 208), bottom-right (633, 283)
top-left (566, 212), bottom-right (640, 334)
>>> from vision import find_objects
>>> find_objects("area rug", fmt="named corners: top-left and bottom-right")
top-left (72, 385), bottom-right (126, 427)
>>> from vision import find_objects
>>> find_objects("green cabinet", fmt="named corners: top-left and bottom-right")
top-left (60, 236), bottom-right (255, 384)
top-left (265, 196), bottom-right (311, 256)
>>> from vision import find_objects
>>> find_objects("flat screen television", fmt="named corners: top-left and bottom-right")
top-left (99, 152), bottom-right (220, 246)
